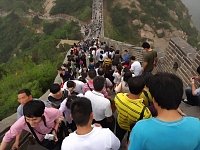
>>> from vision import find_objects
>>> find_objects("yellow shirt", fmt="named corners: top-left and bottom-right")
top-left (114, 93), bottom-right (152, 131)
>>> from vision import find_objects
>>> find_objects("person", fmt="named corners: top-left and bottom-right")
top-left (115, 70), bottom-right (132, 93)
top-left (63, 80), bottom-right (84, 94)
top-left (128, 72), bottom-right (200, 150)
top-left (59, 95), bottom-right (78, 132)
top-left (57, 67), bottom-right (74, 85)
top-left (83, 69), bottom-right (108, 98)
top-left (130, 56), bottom-right (142, 76)
top-left (11, 89), bottom-right (35, 150)
top-left (61, 97), bottom-right (120, 150)
top-left (122, 50), bottom-right (130, 67)
top-left (113, 65), bottom-right (123, 86)
top-left (85, 76), bottom-right (113, 130)
top-left (0, 100), bottom-right (63, 150)
top-left (184, 65), bottom-right (200, 106)
top-left (112, 50), bottom-right (121, 66)
top-left (114, 76), bottom-right (152, 142)
top-left (142, 42), bottom-right (157, 74)
top-left (48, 83), bottom-right (69, 109)
top-left (97, 68), bottom-right (113, 90)
top-left (17, 89), bottom-right (34, 119)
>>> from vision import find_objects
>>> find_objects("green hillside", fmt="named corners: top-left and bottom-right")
top-left (50, 0), bottom-right (92, 22)
top-left (0, 13), bottom-right (82, 120)
top-left (0, 0), bottom-right (44, 14)
top-left (104, 0), bottom-right (200, 48)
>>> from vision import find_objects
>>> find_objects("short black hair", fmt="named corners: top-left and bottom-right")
top-left (79, 76), bottom-right (87, 83)
top-left (88, 69), bottom-right (97, 79)
top-left (131, 56), bottom-right (136, 61)
top-left (50, 83), bottom-right (61, 94)
top-left (124, 71), bottom-right (132, 82)
top-left (18, 89), bottom-right (31, 96)
top-left (93, 76), bottom-right (105, 91)
top-left (97, 68), bottom-right (105, 76)
top-left (149, 72), bottom-right (183, 110)
top-left (71, 97), bottom-right (92, 126)
top-left (23, 100), bottom-right (45, 117)
top-left (66, 95), bottom-right (77, 109)
top-left (142, 42), bottom-right (150, 49)
top-left (197, 65), bottom-right (200, 75)
top-left (67, 81), bottom-right (76, 88)
top-left (128, 76), bottom-right (145, 95)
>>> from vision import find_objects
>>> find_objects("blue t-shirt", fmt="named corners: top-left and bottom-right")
top-left (128, 117), bottom-right (200, 150)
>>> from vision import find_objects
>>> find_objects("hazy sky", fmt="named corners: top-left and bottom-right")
top-left (181, 0), bottom-right (200, 31)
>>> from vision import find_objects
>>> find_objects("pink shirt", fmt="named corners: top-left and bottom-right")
top-left (83, 80), bottom-right (108, 98)
top-left (3, 107), bottom-right (62, 142)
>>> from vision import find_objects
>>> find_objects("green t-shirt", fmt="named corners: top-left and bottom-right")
top-left (143, 50), bottom-right (157, 72)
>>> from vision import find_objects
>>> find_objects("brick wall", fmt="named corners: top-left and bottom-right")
top-left (156, 37), bottom-right (199, 87)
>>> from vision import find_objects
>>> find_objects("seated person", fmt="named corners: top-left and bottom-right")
top-left (184, 65), bottom-right (200, 106)
top-left (61, 97), bottom-right (120, 150)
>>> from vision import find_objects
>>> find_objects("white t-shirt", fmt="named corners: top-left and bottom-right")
top-left (130, 61), bottom-right (142, 76)
top-left (63, 80), bottom-right (85, 94)
top-left (61, 126), bottom-right (120, 150)
top-left (85, 91), bottom-right (112, 121)
top-left (113, 72), bottom-right (121, 84)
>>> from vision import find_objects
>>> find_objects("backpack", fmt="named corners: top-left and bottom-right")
top-left (103, 58), bottom-right (112, 69)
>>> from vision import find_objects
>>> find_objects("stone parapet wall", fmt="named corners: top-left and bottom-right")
top-left (156, 37), bottom-right (199, 87)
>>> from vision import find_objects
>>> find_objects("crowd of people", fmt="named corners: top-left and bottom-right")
top-left (1, 39), bottom-right (200, 150)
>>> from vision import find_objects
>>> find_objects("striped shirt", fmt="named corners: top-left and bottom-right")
top-left (114, 93), bottom-right (152, 131)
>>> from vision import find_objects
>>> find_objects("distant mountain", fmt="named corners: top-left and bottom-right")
top-left (104, 0), bottom-right (200, 50)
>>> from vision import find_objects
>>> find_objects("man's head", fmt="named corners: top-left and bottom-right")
top-left (50, 83), bottom-right (62, 97)
top-left (128, 76), bottom-right (145, 95)
top-left (71, 97), bottom-right (93, 126)
top-left (66, 95), bottom-right (77, 109)
top-left (97, 68), bottom-right (105, 76)
top-left (67, 81), bottom-right (76, 92)
top-left (18, 89), bottom-right (33, 105)
top-left (123, 71), bottom-right (132, 83)
top-left (149, 72), bottom-right (183, 110)
top-left (93, 76), bottom-right (105, 92)
top-left (87, 69), bottom-right (97, 80)
top-left (130, 56), bottom-right (136, 61)
top-left (142, 42), bottom-right (150, 50)
top-left (23, 100), bottom-right (45, 127)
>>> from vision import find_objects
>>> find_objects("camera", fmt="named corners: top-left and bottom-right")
top-left (44, 134), bottom-right (55, 141)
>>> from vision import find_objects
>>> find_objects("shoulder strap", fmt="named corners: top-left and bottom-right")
top-left (87, 82), bottom-right (93, 91)
top-left (143, 90), bottom-right (150, 106)
top-left (26, 120), bottom-right (42, 145)
top-left (138, 106), bottom-right (146, 120)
